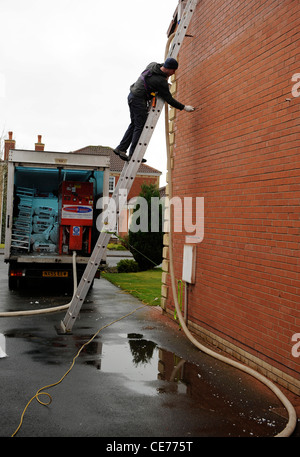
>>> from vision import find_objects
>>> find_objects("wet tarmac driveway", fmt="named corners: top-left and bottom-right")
top-left (0, 261), bottom-right (299, 439)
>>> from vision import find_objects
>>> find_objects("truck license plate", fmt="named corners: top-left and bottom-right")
top-left (42, 271), bottom-right (69, 278)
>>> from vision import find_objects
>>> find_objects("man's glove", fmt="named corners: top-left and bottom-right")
top-left (184, 105), bottom-right (195, 112)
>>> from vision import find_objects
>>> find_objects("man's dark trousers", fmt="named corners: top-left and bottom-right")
top-left (116, 92), bottom-right (149, 158)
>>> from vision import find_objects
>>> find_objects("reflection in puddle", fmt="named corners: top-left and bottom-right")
top-left (84, 333), bottom-right (194, 397)
top-left (100, 339), bottom-right (159, 396)
top-left (4, 329), bottom-right (285, 436)
top-left (83, 333), bottom-right (190, 396)
top-left (81, 334), bottom-right (283, 436)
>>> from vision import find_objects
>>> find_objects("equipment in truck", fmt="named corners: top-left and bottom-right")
top-left (58, 181), bottom-right (94, 255)
top-left (4, 149), bottom-right (110, 289)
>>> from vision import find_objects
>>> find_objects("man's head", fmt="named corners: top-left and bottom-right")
top-left (161, 58), bottom-right (179, 76)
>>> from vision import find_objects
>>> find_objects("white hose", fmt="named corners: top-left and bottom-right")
top-left (0, 251), bottom-right (78, 317)
top-left (164, 35), bottom-right (297, 437)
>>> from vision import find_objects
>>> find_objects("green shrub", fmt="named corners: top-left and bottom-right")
top-left (117, 259), bottom-right (139, 273)
top-left (107, 243), bottom-right (126, 251)
top-left (128, 183), bottom-right (163, 271)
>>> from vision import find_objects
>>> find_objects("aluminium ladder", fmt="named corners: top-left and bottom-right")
top-left (59, 0), bottom-right (198, 333)
top-left (11, 187), bottom-right (35, 252)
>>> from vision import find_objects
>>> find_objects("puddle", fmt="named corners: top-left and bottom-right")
top-left (4, 329), bottom-right (286, 436)
top-left (79, 333), bottom-right (287, 436)
top-left (99, 338), bottom-right (159, 396)
top-left (82, 333), bottom-right (205, 398)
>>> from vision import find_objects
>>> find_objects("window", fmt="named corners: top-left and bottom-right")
top-left (109, 176), bottom-right (115, 192)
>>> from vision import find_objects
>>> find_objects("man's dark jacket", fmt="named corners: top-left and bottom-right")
top-left (130, 62), bottom-right (185, 110)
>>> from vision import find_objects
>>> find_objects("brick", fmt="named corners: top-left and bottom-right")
top-left (161, 284), bottom-right (168, 299)
top-left (162, 259), bottom-right (169, 273)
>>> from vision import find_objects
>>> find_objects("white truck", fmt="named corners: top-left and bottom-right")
top-left (4, 148), bottom-right (110, 290)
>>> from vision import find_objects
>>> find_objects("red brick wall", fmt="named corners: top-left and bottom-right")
top-left (113, 175), bottom-right (159, 202)
top-left (166, 0), bottom-right (300, 382)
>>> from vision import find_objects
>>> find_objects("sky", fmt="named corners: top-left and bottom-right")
top-left (0, 0), bottom-right (179, 186)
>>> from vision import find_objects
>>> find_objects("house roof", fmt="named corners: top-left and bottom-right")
top-left (159, 186), bottom-right (166, 198)
top-left (73, 145), bottom-right (161, 175)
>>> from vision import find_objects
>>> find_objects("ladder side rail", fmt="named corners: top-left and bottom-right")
top-left (60, 101), bottom-right (164, 332)
top-left (167, 0), bottom-right (198, 60)
top-left (61, 231), bottom-right (111, 331)
top-left (61, 190), bottom-right (124, 331)
top-left (60, 0), bottom-right (198, 332)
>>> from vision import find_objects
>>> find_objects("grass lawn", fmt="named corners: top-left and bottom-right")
top-left (102, 268), bottom-right (162, 306)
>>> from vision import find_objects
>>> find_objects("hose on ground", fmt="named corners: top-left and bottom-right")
top-left (0, 251), bottom-right (78, 317)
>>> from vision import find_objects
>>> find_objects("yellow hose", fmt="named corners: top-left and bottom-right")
top-left (11, 303), bottom-right (148, 437)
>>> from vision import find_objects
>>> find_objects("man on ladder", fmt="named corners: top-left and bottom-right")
top-left (113, 57), bottom-right (195, 163)
top-left (59, 0), bottom-right (198, 333)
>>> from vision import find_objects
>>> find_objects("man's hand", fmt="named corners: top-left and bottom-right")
top-left (184, 105), bottom-right (195, 112)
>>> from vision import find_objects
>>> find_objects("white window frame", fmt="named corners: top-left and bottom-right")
top-left (109, 176), bottom-right (115, 193)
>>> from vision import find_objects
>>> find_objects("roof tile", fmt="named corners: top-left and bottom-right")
top-left (73, 145), bottom-right (161, 174)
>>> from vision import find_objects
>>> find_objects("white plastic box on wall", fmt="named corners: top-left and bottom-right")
top-left (182, 244), bottom-right (196, 284)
